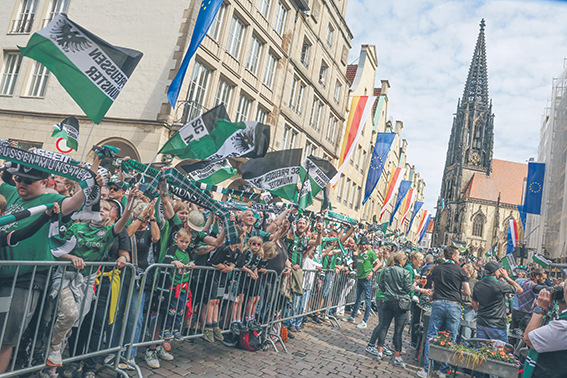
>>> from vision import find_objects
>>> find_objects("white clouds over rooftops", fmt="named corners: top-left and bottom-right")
top-left (345, 0), bottom-right (567, 213)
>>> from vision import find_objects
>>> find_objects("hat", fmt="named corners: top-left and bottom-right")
top-left (484, 261), bottom-right (502, 275)
top-left (186, 211), bottom-right (205, 232)
top-left (7, 164), bottom-right (50, 180)
top-left (108, 178), bottom-right (129, 190)
top-left (106, 198), bottom-right (123, 218)
top-left (358, 235), bottom-right (370, 245)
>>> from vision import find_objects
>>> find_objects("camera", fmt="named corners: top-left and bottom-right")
top-left (533, 284), bottom-right (565, 302)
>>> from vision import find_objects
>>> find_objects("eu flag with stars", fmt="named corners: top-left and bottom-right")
top-left (167, 0), bottom-right (224, 108)
top-left (523, 162), bottom-right (545, 215)
top-left (363, 133), bottom-right (395, 204)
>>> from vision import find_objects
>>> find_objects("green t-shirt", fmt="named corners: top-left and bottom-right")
top-left (0, 183), bottom-right (65, 278)
top-left (356, 249), bottom-right (378, 279)
top-left (164, 245), bottom-right (193, 286)
top-left (404, 262), bottom-right (417, 297)
top-left (159, 214), bottom-right (183, 263)
top-left (65, 222), bottom-right (117, 274)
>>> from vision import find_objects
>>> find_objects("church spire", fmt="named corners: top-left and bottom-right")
top-left (462, 19), bottom-right (489, 106)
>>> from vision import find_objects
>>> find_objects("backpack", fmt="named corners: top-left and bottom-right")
top-left (239, 330), bottom-right (261, 351)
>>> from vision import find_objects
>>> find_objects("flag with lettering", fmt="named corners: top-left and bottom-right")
top-left (18, 14), bottom-right (142, 124)
top-left (52, 116), bottom-right (80, 151)
top-left (241, 149), bottom-right (302, 202)
top-left (180, 159), bottom-right (237, 185)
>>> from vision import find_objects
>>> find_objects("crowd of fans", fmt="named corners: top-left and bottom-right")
top-left (0, 149), bottom-right (565, 378)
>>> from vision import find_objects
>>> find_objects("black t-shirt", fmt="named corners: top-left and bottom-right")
top-left (106, 228), bottom-right (131, 262)
top-left (266, 240), bottom-right (288, 274)
top-left (472, 277), bottom-right (517, 329)
top-left (208, 244), bottom-right (239, 266)
top-left (431, 262), bottom-right (469, 303)
top-left (134, 229), bottom-right (154, 270)
top-left (238, 248), bottom-right (262, 270)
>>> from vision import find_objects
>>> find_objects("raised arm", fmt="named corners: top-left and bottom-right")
top-left (159, 178), bottom-right (175, 221)
top-left (113, 187), bottom-right (138, 235)
top-left (266, 208), bottom-right (290, 234)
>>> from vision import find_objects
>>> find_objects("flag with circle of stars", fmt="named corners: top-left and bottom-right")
top-left (363, 132), bottom-right (396, 204)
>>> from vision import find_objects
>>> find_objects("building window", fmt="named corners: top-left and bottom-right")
top-left (215, 78), bottom-right (233, 108)
top-left (356, 186), bottom-right (361, 211)
top-left (326, 24), bottom-right (334, 47)
top-left (246, 35), bottom-right (263, 75)
top-left (309, 96), bottom-right (323, 131)
top-left (300, 39), bottom-right (311, 67)
top-left (43, 0), bottom-right (69, 27)
top-left (226, 16), bottom-right (246, 58)
top-left (337, 174), bottom-right (344, 201)
top-left (26, 61), bottom-right (50, 97)
top-left (10, 0), bottom-right (38, 34)
top-left (350, 182), bottom-right (356, 209)
top-left (262, 52), bottom-right (277, 88)
top-left (257, 0), bottom-right (271, 17)
top-left (208, 4), bottom-right (225, 41)
top-left (288, 76), bottom-right (305, 114)
top-left (333, 81), bottom-right (342, 103)
top-left (282, 125), bottom-right (297, 149)
top-left (274, 1), bottom-right (287, 35)
top-left (344, 178), bottom-right (351, 205)
top-left (0, 52), bottom-right (23, 96)
top-left (296, 82), bottom-right (305, 115)
top-left (182, 61), bottom-right (211, 121)
top-left (319, 62), bottom-right (328, 88)
top-left (361, 150), bottom-right (366, 173)
top-left (472, 214), bottom-right (484, 237)
top-left (305, 140), bottom-right (316, 158)
top-left (235, 93), bottom-right (252, 122)
top-left (355, 145), bottom-right (362, 169)
top-left (256, 107), bottom-right (268, 124)
top-left (326, 116), bottom-right (337, 143)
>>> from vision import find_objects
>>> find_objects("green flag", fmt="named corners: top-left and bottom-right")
top-left (180, 159), bottom-right (237, 185)
top-left (52, 116), bottom-right (79, 151)
top-left (501, 254), bottom-right (518, 273)
top-left (533, 253), bottom-right (552, 268)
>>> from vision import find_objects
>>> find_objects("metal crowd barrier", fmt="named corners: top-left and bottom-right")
top-left (0, 262), bottom-right (366, 378)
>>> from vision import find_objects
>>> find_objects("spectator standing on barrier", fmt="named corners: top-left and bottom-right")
top-left (0, 160), bottom-right (101, 374)
top-left (523, 284), bottom-right (567, 378)
top-left (461, 263), bottom-right (478, 339)
top-left (343, 236), bottom-right (379, 329)
top-left (376, 251), bottom-right (428, 367)
top-left (471, 261), bottom-right (522, 343)
top-left (512, 268), bottom-right (547, 335)
top-left (405, 251), bottom-right (424, 349)
top-left (417, 246), bottom-right (471, 378)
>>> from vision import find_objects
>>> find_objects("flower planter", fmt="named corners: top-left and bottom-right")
top-left (429, 344), bottom-right (518, 378)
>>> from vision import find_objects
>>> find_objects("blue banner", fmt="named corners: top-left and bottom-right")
top-left (167, 0), bottom-right (224, 108)
top-left (363, 133), bottom-right (396, 204)
top-left (517, 204), bottom-right (527, 231)
top-left (506, 227), bottom-right (514, 255)
top-left (406, 201), bottom-right (424, 236)
top-left (390, 180), bottom-right (412, 225)
top-left (523, 162), bottom-right (545, 215)
top-left (418, 214), bottom-right (431, 243)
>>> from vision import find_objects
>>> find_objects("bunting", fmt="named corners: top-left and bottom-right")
top-left (379, 167), bottom-right (406, 221)
top-left (398, 189), bottom-right (414, 229)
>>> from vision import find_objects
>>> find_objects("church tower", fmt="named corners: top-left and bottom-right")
top-left (433, 19), bottom-right (495, 246)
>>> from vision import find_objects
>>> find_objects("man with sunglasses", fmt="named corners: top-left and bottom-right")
top-left (0, 162), bottom-right (102, 374)
top-left (108, 178), bottom-right (129, 207)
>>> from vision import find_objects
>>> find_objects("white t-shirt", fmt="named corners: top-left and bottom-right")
top-left (302, 256), bottom-right (322, 290)
top-left (528, 309), bottom-right (567, 353)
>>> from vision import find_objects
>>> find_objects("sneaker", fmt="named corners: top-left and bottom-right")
top-left (203, 327), bottom-right (215, 343)
top-left (343, 316), bottom-right (355, 322)
top-left (213, 327), bottom-right (224, 341)
top-left (156, 345), bottom-right (174, 361)
top-left (383, 347), bottom-right (394, 356)
top-left (393, 358), bottom-right (407, 368)
top-left (118, 358), bottom-right (137, 371)
top-left (416, 369), bottom-right (428, 378)
top-left (287, 330), bottom-right (295, 339)
top-left (230, 322), bottom-right (240, 335)
top-left (391, 342), bottom-right (406, 354)
top-left (46, 344), bottom-right (63, 367)
top-left (38, 368), bottom-right (58, 378)
top-left (163, 330), bottom-right (174, 340)
top-left (365, 345), bottom-right (379, 356)
top-left (145, 349), bottom-right (160, 369)
top-left (356, 321), bottom-right (367, 329)
top-left (436, 371), bottom-right (447, 378)
top-left (103, 354), bottom-right (115, 365)
top-left (83, 373), bottom-right (96, 378)
top-left (376, 353), bottom-right (383, 361)
top-left (312, 316), bottom-right (323, 325)
top-left (173, 330), bottom-right (183, 341)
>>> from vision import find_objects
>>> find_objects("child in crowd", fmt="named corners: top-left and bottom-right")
top-left (239, 236), bottom-right (264, 331)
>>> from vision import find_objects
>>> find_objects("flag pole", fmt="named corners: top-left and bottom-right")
top-left (80, 122), bottom-right (96, 161)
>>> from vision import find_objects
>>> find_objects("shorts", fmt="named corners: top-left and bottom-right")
top-left (0, 286), bottom-right (40, 348)
top-left (192, 270), bottom-right (221, 304)
top-left (322, 272), bottom-right (334, 297)
top-left (237, 274), bottom-right (262, 298)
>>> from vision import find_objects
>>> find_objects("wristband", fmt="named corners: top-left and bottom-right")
top-left (137, 216), bottom-right (145, 222)
top-left (150, 219), bottom-right (156, 222)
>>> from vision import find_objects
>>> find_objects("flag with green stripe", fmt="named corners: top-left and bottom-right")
top-left (19, 14), bottom-right (143, 124)
top-left (533, 253), bottom-right (552, 268)
top-left (52, 116), bottom-right (79, 151)
top-left (180, 159), bottom-right (237, 185)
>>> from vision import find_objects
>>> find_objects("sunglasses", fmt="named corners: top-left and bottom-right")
top-left (251, 242), bottom-right (263, 246)
top-left (14, 176), bottom-right (40, 185)
top-left (108, 186), bottom-right (122, 192)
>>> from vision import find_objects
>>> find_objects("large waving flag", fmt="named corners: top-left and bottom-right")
top-left (398, 189), bottom-right (414, 229)
top-left (331, 96), bottom-right (377, 186)
top-left (389, 180), bottom-right (412, 225)
top-left (418, 213), bottom-right (432, 243)
top-left (379, 167), bottom-right (406, 221)
top-left (298, 156), bottom-right (337, 209)
top-left (523, 162), bottom-right (545, 215)
top-left (414, 210), bottom-right (428, 242)
top-left (19, 14), bottom-right (142, 124)
top-left (241, 149), bottom-right (302, 202)
top-left (363, 132), bottom-right (396, 204)
top-left (180, 159), bottom-right (237, 185)
top-left (506, 219), bottom-right (520, 255)
top-left (168, 0), bottom-right (224, 108)
top-left (406, 201), bottom-right (424, 236)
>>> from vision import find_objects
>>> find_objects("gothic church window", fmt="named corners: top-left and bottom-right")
top-left (472, 214), bottom-right (484, 237)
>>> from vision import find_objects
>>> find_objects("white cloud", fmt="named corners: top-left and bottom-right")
top-left (346, 0), bottom-right (567, 215)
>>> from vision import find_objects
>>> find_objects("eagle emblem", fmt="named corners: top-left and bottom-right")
top-left (51, 19), bottom-right (91, 53)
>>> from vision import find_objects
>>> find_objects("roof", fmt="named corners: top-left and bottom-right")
top-left (346, 64), bottom-right (358, 85)
top-left (371, 87), bottom-right (381, 118)
top-left (465, 159), bottom-right (528, 205)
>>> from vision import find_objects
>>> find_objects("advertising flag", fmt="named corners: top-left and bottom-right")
top-left (52, 116), bottom-right (80, 151)
top-left (331, 96), bottom-right (377, 186)
top-left (523, 162), bottom-right (545, 215)
top-left (379, 167), bottom-right (406, 221)
top-left (19, 14), bottom-right (142, 124)
top-left (362, 132), bottom-right (396, 204)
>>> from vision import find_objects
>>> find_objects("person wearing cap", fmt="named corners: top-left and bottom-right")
top-left (108, 178), bottom-right (129, 207)
top-left (512, 267), bottom-right (547, 336)
top-left (0, 159), bottom-right (103, 374)
top-left (472, 261), bottom-right (523, 343)
top-left (343, 235), bottom-right (379, 329)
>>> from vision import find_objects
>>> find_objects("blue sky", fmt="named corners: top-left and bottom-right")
top-left (345, 0), bottom-right (567, 214)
